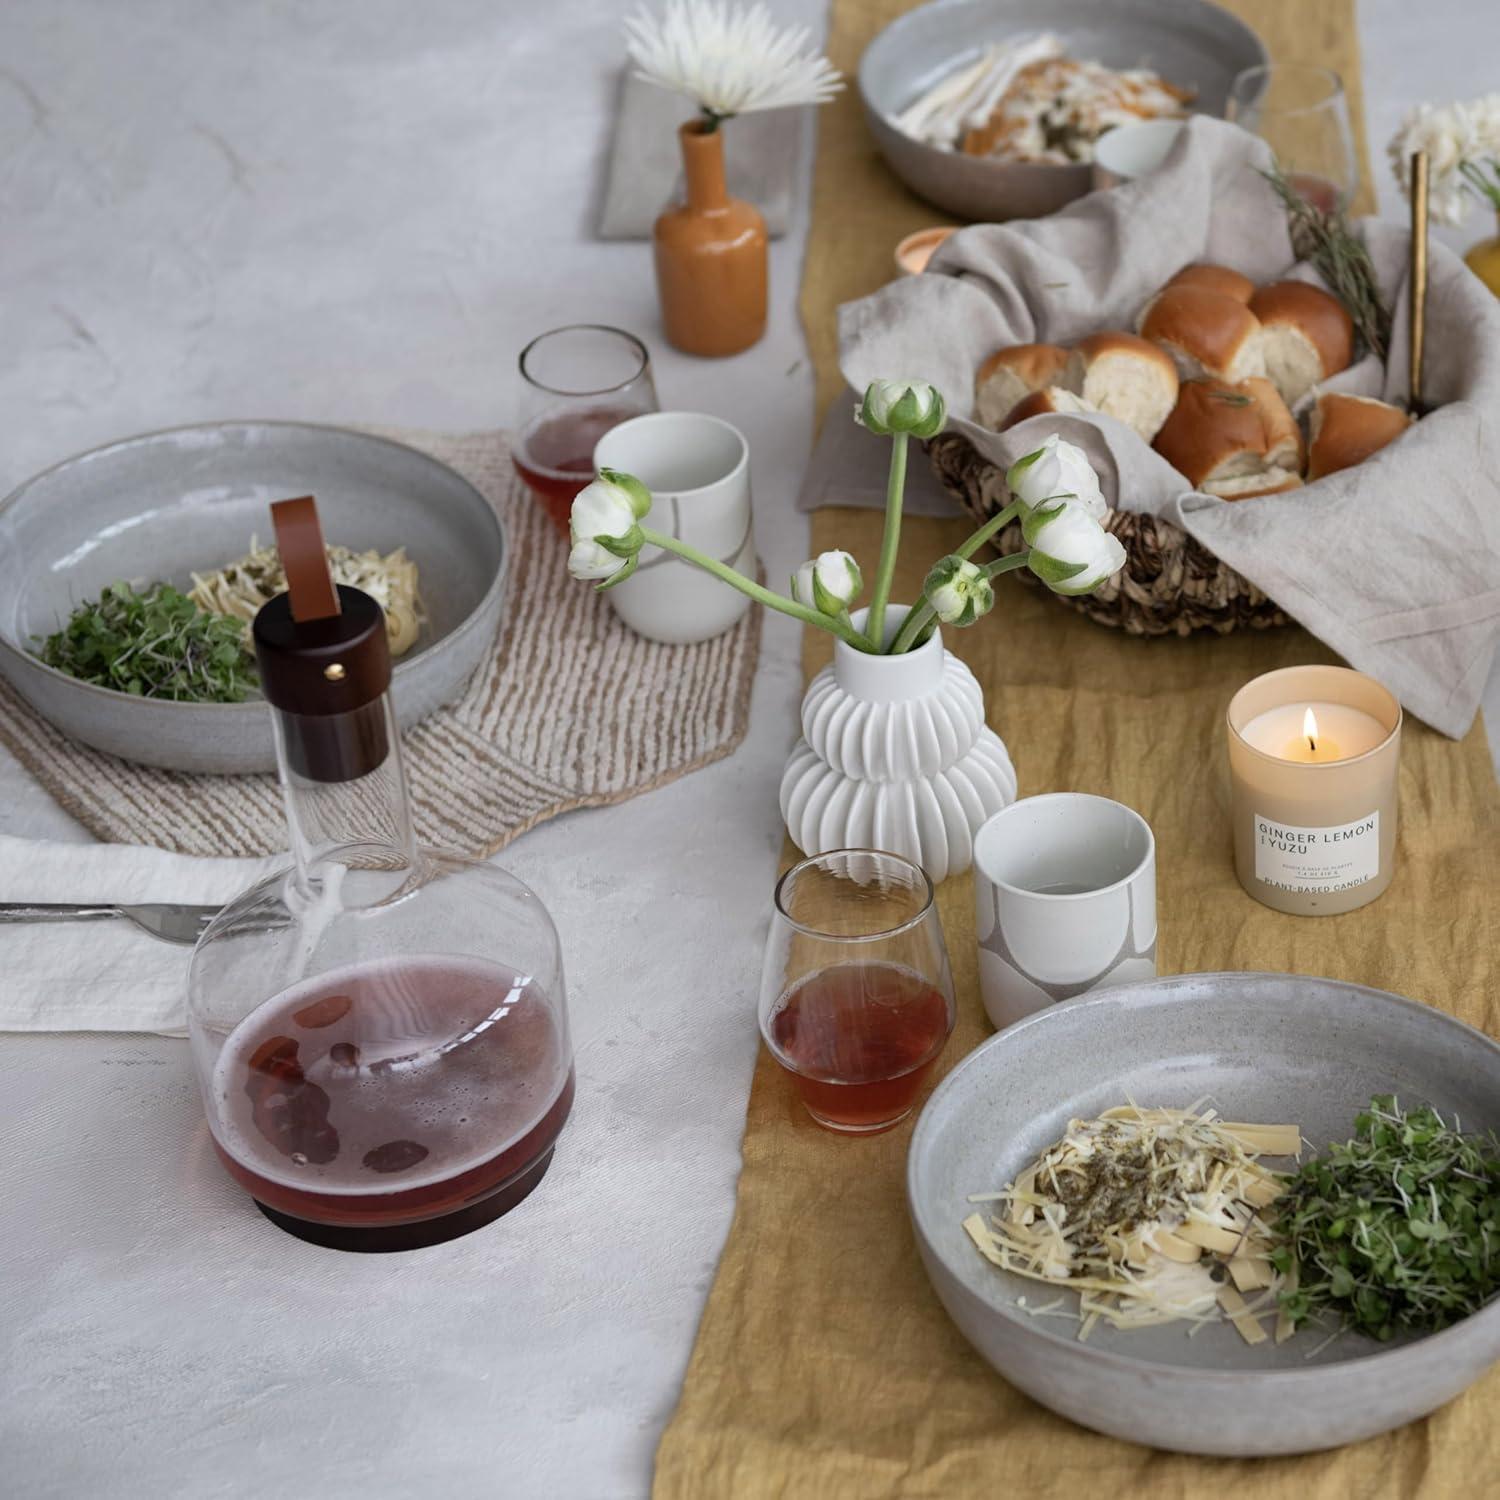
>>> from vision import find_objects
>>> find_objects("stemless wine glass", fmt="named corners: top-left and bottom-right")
top-left (512, 324), bottom-right (659, 534)
top-left (759, 850), bottom-right (955, 1135)
top-left (1226, 63), bottom-right (1359, 214)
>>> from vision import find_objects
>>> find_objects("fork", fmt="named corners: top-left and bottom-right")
top-left (0, 902), bottom-right (222, 946)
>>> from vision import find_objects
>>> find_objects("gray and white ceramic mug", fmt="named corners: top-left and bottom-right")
top-left (592, 411), bottom-right (752, 645)
top-left (972, 793), bottom-right (1157, 1031)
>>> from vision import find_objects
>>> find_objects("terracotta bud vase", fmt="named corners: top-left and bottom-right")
top-left (653, 121), bottom-right (767, 357)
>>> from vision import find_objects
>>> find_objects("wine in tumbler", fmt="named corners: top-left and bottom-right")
top-left (760, 850), bottom-right (955, 1134)
top-left (513, 324), bottom-right (658, 533)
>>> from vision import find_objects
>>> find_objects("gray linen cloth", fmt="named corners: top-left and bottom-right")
top-left (830, 116), bottom-right (1500, 738)
top-left (598, 72), bottom-right (800, 239)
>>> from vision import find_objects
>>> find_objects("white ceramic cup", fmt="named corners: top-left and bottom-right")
top-left (1091, 118), bottom-right (1187, 190)
top-left (972, 793), bottom-right (1157, 1031)
top-left (592, 411), bottom-right (753, 645)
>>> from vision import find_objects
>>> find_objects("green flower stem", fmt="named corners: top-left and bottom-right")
top-left (954, 500), bottom-right (1024, 561)
top-left (638, 527), bottom-right (876, 652)
top-left (980, 552), bottom-right (1035, 581)
top-left (865, 431), bottom-right (909, 649)
top-left (887, 601), bottom-right (936, 656)
top-left (887, 550), bottom-right (1034, 655)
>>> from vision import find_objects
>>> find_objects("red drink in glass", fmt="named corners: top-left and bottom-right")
top-left (767, 961), bottom-right (952, 1134)
top-left (514, 325), bottom-right (658, 534)
top-left (1285, 171), bottom-right (1343, 215)
top-left (209, 955), bottom-right (573, 1250)
top-left (512, 404), bottom-right (643, 533)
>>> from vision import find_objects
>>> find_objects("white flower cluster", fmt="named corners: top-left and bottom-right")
top-left (625, 1), bottom-right (842, 120)
top-left (1389, 93), bottom-right (1500, 226)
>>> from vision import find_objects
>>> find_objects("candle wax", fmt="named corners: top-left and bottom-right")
top-left (1238, 701), bottom-right (1388, 764)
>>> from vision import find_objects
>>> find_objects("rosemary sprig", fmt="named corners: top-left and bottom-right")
top-left (1273, 1095), bottom-right (1500, 1341)
top-left (35, 581), bottom-right (257, 703)
top-left (1260, 161), bottom-right (1392, 362)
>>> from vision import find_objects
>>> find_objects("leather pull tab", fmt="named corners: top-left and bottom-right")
top-left (271, 496), bottom-right (341, 622)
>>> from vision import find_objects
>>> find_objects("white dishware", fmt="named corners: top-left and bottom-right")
top-left (1091, 117), bottom-right (1186, 188)
top-left (907, 972), bottom-right (1500, 1455)
top-left (972, 792), bottom-right (1155, 1029)
top-left (779, 607), bottom-right (1017, 883)
top-left (0, 422), bottom-right (506, 774)
top-left (592, 411), bottom-right (753, 645)
top-left (857, 0), bottom-right (1266, 222)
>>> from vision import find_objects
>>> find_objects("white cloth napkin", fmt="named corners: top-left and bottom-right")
top-left (0, 835), bottom-right (282, 1034)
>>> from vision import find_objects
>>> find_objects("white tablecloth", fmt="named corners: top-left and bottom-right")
top-left (1, 3), bottom-right (1497, 1497)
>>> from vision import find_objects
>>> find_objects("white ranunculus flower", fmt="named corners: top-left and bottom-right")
top-left (857, 378), bottom-right (947, 438)
top-left (1004, 434), bottom-right (1106, 518)
top-left (568, 473), bottom-right (648, 585)
top-left (568, 537), bottom-right (631, 581)
top-left (923, 555), bottom-right (994, 627)
top-left (1023, 500), bottom-right (1127, 596)
top-left (791, 549), bottom-right (863, 616)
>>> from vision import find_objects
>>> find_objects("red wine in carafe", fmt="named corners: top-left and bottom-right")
top-left (211, 955), bottom-right (572, 1246)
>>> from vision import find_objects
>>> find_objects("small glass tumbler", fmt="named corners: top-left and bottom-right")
top-left (759, 850), bottom-right (955, 1135)
top-left (512, 324), bottom-right (659, 534)
top-left (1226, 63), bottom-right (1359, 214)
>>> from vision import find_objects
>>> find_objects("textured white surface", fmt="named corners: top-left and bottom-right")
top-left (1, 3), bottom-right (1498, 1497)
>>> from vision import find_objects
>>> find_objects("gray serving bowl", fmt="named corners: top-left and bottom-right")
top-left (860, 0), bottom-right (1268, 222)
top-left (908, 972), bottom-right (1500, 1455)
top-left (0, 422), bottom-right (506, 774)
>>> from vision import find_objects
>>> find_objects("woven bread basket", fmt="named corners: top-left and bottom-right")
top-left (927, 432), bottom-right (1290, 638)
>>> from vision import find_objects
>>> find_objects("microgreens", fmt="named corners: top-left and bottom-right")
top-left (35, 582), bottom-right (257, 704)
top-left (1274, 1095), bottom-right (1500, 1341)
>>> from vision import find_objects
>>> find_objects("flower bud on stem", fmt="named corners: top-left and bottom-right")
top-left (638, 526), bottom-right (876, 652)
top-left (887, 551), bottom-right (1032, 655)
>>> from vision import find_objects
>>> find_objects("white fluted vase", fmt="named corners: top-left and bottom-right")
top-left (779, 607), bottom-right (1017, 881)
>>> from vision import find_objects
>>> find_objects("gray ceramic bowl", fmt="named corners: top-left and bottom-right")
top-left (860, 0), bottom-right (1268, 222)
top-left (0, 422), bottom-right (506, 774)
top-left (908, 972), bottom-right (1500, 1455)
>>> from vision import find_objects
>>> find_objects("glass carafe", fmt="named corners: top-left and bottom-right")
top-left (188, 506), bottom-right (572, 1251)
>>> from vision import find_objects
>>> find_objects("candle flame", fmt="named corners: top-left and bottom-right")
top-left (1303, 707), bottom-right (1319, 751)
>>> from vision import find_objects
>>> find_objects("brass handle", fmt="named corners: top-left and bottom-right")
top-left (1409, 149), bottom-right (1429, 413)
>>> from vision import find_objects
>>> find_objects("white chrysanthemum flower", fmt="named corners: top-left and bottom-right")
top-left (625, 1), bottom-right (842, 121)
top-left (1388, 96), bottom-right (1500, 227)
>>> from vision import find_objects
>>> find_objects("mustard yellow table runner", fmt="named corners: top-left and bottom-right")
top-left (654, 4), bottom-right (1498, 1495)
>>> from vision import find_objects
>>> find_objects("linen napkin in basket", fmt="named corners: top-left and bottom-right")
top-left (835, 117), bottom-right (1500, 739)
top-left (0, 835), bottom-right (279, 1034)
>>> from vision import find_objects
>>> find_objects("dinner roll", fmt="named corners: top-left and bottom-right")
top-left (999, 386), bottom-right (1097, 430)
top-left (1250, 281), bottom-right (1355, 406)
top-left (1152, 376), bottom-right (1303, 499)
top-left (1165, 263), bottom-right (1255, 304)
top-left (975, 344), bottom-right (1071, 430)
top-left (1138, 285), bottom-right (1265, 384)
top-left (1061, 331), bottom-right (1179, 442)
top-left (1307, 393), bottom-right (1414, 479)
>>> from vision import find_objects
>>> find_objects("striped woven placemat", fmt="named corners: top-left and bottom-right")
top-left (0, 429), bottom-right (759, 857)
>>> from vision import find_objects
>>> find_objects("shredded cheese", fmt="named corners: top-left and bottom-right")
top-left (190, 538), bottom-right (426, 657)
top-left (965, 1100), bottom-right (1297, 1343)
